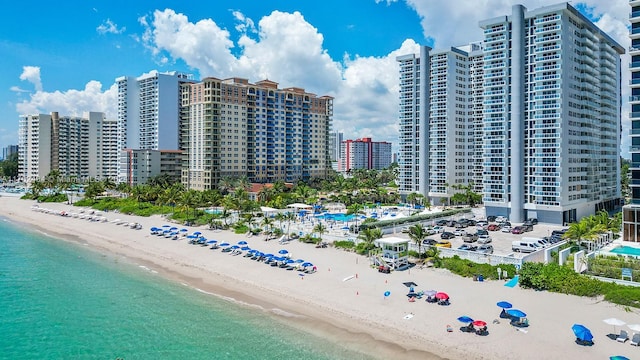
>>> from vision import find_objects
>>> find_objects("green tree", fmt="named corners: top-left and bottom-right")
top-left (407, 224), bottom-right (428, 256)
top-left (313, 223), bottom-right (327, 242)
top-left (357, 227), bottom-right (383, 251)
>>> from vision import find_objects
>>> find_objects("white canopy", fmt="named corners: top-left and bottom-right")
top-left (260, 206), bottom-right (278, 212)
top-left (287, 203), bottom-right (313, 209)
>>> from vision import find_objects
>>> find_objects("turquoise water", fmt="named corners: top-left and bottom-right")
top-left (609, 246), bottom-right (640, 257)
top-left (204, 209), bottom-right (222, 215)
top-left (314, 213), bottom-right (355, 222)
top-left (0, 217), bottom-right (374, 360)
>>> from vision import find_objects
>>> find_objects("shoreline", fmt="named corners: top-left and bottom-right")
top-left (3, 196), bottom-right (640, 360)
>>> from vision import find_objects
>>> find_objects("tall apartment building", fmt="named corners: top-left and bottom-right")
top-left (624, 2), bottom-right (640, 242)
top-left (119, 149), bottom-right (183, 187)
top-left (329, 131), bottom-right (343, 171)
top-left (480, 4), bottom-right (622, 224)
top-left (397, 45), bottom-right (479, 206)
top-left (398, 3), bottom-right (623, 224)
top-left (180, 77), bottom-right (333, 191)
top-left (18, 112), bottom-right (117, 182)
top-left (115, 70), bottom-right (194, 151)
top-left (340, 137), bottom-right (392, 172)
top-left (2, 145), bottom-right (18, 160)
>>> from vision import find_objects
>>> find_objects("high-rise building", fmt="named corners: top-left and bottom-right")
top-left (2, 145), bottom-right (18, 161)
top-left (480, 3), bottom-right (623, 224)
top-left (115, 70), bottom-right (195, 152)
top-left (18, 112), bottom-right (117, 182)
top-left (340, 137), bottom-right (392, 172)
top-left (180, 77), bottom-right (333, 190)
top-left (623, 2), bottom-right (640, 242)
top-left (329, 131), bottom-right (343, 171)
top-left (398, 3), bottom-right (623, 224)
top-left (397, 44), bottom-right (479, 206)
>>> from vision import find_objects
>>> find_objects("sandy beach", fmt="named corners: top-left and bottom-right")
top-left (3, 196), bottom-right (640, 360)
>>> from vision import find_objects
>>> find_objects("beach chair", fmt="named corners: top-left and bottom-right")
top-left (617, 330), bottom-right (629, 343)
top-left (630, 333), bottom-right (640, 346)
top-left (616, 330), bottom-right (629, 342)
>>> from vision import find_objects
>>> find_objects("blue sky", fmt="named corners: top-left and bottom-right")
top-left (0, 0), bottom-right (630, 157)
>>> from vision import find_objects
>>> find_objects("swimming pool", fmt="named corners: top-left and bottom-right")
top-left (609, 246), bottom-right (640, 257)
top-left (315, 213), bottom-right (355, 222)
top-left (204, 209), bottom-right (222, 215)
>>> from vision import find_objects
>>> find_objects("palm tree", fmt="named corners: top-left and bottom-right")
top-left (357, 228), bottom-right (383, 251)
top-left (563, 220), bottom-right (599, 248)
top-left (261, 216), bottom-right (274, 234)
top-left (313, 223), bottom-right (327, 243)
top-left (347, 203), bottom-right (364, 232)
top-left (29, 179), bottom-right (45, 198)
top-left (407, 224), bottom-right (428, 256)
top-left (283, 212), bottom-right (297, 239)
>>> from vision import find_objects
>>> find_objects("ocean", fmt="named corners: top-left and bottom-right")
top-left (0, 217), bottom-right (375, 360)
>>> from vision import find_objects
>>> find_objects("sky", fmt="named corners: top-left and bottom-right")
top-left (0, 0), bottom-right (632, 158)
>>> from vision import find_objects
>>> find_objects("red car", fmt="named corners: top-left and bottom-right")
top-left (511, 226), bottom-right (524, 234)
top-left (488, 224), bottom-right (500, 231)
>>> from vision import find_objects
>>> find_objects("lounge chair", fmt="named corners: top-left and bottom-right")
top-left (475, 326), bottom-right (489, 336)
top-left (575, 338), bottom-right (594, 346)
top-left (630, 333), bottom-right (640, 346)
top-left (460, 324), bottom-right (475, 333)
top-left (617, 330), bottom-right (629, 343)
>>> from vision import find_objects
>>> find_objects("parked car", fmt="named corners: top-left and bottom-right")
top-left (401, 226), bottom-right (410, 233)
top-left (446, 220), bottom-right (457, 227)
top-left (476, 244), bottom-right (494, 254)
top-left (521, 224), bottom-right (533, 232)
top-left (511, 226), bottom-right (524, 234)
top-left (501, 225), bottom-right (512, 233)
top-left (432, 226), bottom-right (445, 233)
top-left (487, 215), bottom-right (497, 222)
top-left (454, 229), bottom-right (465, 237)
top-left (455, 222), bottom-right (467, 229)
top-left (462, 233), bottom-right (479, 243)
top-left (487, 224), bottom-right (500, 231)
top-left (527, 218), bottom-right (539, 225)
top-left (495, 216), bottom-right (508, 223)
top-left (458, 244), bottom-right (477, 251)
top-left (435, 240), bottom-right (452, 248)
top-left (423, 238), bottom-right (438, 246)
top-left (476, 229), bottom-right (489, 236)
top-left (436, 219), bottom-right (448, 226)
top-left (552, 229), bottom-right (568, 237)
top-left (441, 232), bottom-right (455, 239)
top-left (476, 220), bottom-right (488, 227)
top-left (478, 235), bottom-right (492, 244)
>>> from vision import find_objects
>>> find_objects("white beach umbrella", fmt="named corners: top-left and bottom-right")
top-left (603, 318), bottom-right (626, 334)
top-left (628, 324), bottom-right (640, 332)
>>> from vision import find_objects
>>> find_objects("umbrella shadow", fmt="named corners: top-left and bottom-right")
top-left (606, 333), bottom-right (618, 340)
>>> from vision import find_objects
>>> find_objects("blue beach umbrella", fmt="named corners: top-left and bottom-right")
top-left (238, 241), bottom-right (248, 245)
top-left (170, 227), bottom-right (178, 231)
top-left (206, 240), bottom-right (217, 244)
top-left (248, 249), bottom-right (258, 254)
top-left (610, 356), bottom-right (630, 360)
top-left (294, 259), bottom-right (304, 263)
top-left (285, 259), bottom-right (294, 264)
top-left (384, 291), bottom-right (391, 298)
top-left (497, 301), bottom-right (513, 309)
top-left (230, 245), bottom-right (240, 249)
top-left (193, 231), bottom-right (202, 235)
top-left (302, 262), bottom-right (313, 267)
top-left (241, 246), bottom-right (251, 251)
top-left (278, 249), bottom-right (289, 255)
top-left (457, 316), bottom-right (474, 323)
top-left (162, 224), bottom-right (171, 228)
top-left (264, 253), bottom-right (274, 258)
top-left (572, 324), bottom-right (593, 341)
top-left (507, 309), bottom-right (527, 318)
top-left (179, 228), bottom-right (188, 232)
top-left (219, 242), bottom-right (230, 247)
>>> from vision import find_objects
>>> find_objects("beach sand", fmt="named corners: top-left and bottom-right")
top-left (3, 196), bottom-right (640, 360)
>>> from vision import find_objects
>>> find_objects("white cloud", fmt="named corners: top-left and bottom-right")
top-left (232, 10), bottom-right (256, 34)
top-left (10, 86), bottom-right (29, 93)
top-left (19, 66), bottom-right (42, 92)
top-left (16, 79), bottom-right (117, 119)
top-left (97, 19), bottom-right (126, 35)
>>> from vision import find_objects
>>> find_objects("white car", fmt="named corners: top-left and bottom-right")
top-left (432, 226), bottom-right (445, 233)
top-left (478, 235), bottom-right (492, 244)
top-left (501, 225), bottom-right (512, 233)
top-left (454, 229), bottom-right (465, 237)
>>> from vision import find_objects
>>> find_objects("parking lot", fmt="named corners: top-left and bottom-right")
top-left (396, 218), bottom-right (567, 256)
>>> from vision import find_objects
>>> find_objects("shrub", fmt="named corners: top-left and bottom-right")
top-left (438, 256), bottom-right (515, 280)
top-left (334, 241), bottom-right (355, 250)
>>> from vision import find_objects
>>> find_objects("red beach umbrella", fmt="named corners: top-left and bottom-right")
top-left (473, 320), bottom-right (487, 327)
top-left (435, 292), bottom-right (449, 300)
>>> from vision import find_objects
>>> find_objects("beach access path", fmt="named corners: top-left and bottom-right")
top-left (2, 196), bottom-right (640, 360)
